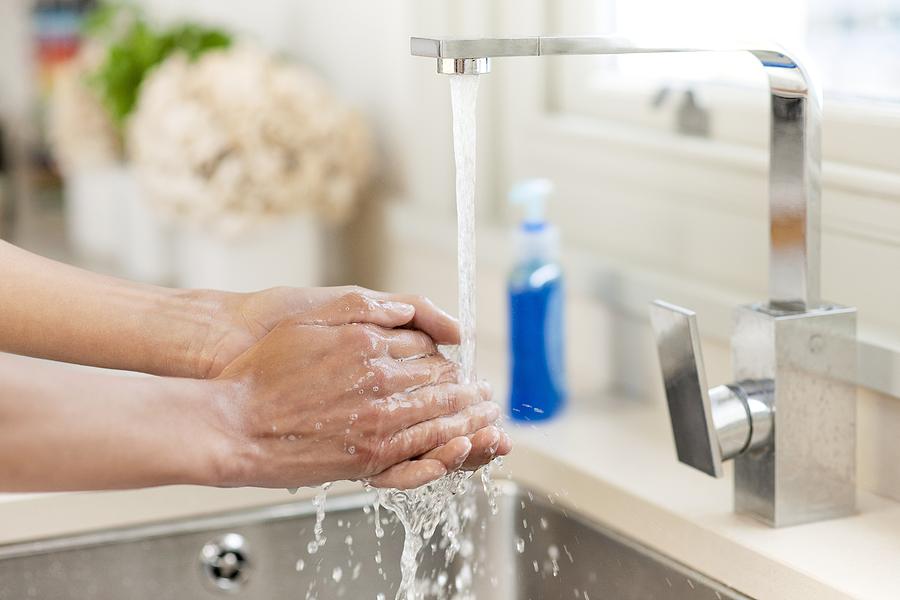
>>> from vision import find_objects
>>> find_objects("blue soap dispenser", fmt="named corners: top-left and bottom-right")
top-left (507, 178), bottom-right (567, 422)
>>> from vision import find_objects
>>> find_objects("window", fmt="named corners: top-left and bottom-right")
top-left (551, 0), bottom-right (900, 161)
top-left (596, 0), bottom-right (900, 102)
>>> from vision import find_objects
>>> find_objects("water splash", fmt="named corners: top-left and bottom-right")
top-left (307, 482), bottom-right (332, 555)
top-left (375, 471), bottom-right (472, 599)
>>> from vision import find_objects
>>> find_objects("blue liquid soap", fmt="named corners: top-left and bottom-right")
top-left (507, 180), bottom-right (567, 422)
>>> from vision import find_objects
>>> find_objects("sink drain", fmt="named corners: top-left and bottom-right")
top-left (199, 533), bottom-right (251, 593)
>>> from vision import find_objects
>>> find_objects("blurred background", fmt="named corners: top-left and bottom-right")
top-left (2, 0), bottom-right (900, 413)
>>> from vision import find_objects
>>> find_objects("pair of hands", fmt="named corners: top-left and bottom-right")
top-left (200, 287), bottom-right (511, 490)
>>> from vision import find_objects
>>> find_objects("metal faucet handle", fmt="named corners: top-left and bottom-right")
top-left (650, 300), bottom-right (726, 477)
top-left (650, 300), bottom-right (773, 479)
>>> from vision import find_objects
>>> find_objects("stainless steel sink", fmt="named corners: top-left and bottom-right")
top-left (0, 481), bottom-right (749, 599)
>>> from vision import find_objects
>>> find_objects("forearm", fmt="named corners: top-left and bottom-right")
top-left (0, 353), bottom-right (233, 492)
top-left (0, 240), bottom-right (235, 377)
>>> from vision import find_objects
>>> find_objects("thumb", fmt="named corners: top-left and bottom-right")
top-left (293, 291), bottom-right (416, 330)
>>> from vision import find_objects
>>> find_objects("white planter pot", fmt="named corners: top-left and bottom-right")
top-left (64, 167), bottom-right (125, 265)
top-left (119, 171), bottom-right (173, 284)
top-left (174, 214), bottom-right (323, 292)
top-left (65, 165), bottom-right (173, 283)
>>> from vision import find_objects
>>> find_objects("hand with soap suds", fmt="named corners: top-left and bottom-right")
top-left (0, 241), bottom-right (509, 492)
top-left (190, 285), bottom-right (512, 479)
top-left (211, 291), bottom-right (508, 489)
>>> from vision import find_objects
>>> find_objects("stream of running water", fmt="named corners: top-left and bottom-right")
top-left (374, 73), bottom-right (491, 600)
top-left (307, 73), bottom-right (499, 600)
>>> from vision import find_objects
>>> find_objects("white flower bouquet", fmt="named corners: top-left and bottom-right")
top-left (128, 44), bottom-right (375, 234)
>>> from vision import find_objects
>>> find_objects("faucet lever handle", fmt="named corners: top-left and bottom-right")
top-left (650, 300), bottom-right (725, 478)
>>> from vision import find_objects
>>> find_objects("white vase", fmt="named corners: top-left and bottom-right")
top-left (174, 214), bottom-right (323, 292)
top-left (64, 166), bottom-right (125, 265)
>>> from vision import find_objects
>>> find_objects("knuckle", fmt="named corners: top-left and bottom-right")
top-left (355, 437), bottom-right (377, 465)
top-left (345, 285), bottom-right (369, 295)
top-left (423, 423), bottom-right (444, 450)
top-left (393, 427), bottom-right (417, 459)
top-left (404, 329), bottom-right (426, 345)
top-left (444, 387), bottom-right (463, 414)
top-left (469, 407), bottom-right (486, 429)
top-left (371, 434), bottom-right (399, 472)
top-left (347, 323), bottom-right (377, 347)
top-left (420, 385), bottom-right (439, 406)
top-left (341, 291), bottom-right (370, 313)
top-left (368, 366), bottom-right (388, 390)
top-left (368, 399), bottom-right (389, 423)
top-left (442, 361), bottom-right (461, 383)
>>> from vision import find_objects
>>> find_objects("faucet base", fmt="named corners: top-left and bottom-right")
top-left (732, 303), bottom-right (857, 527)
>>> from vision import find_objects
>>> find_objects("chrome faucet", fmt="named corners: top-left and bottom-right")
top-left (412, 35), bottom-right (858, 527)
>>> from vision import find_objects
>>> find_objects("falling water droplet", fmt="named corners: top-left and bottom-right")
top-left (549, 544), bottom-right (560, 576)
top-left (373, 503), bottom-right (384, 539)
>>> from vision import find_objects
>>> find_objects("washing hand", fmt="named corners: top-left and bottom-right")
top-left (212, 293), bottom-right (507, 489)
top-left (0, 239), bottom-right (509, 490)
top-left (194, 287), bottom-right (511, 481)
top-left (195, 286), bottom-right (461, 378)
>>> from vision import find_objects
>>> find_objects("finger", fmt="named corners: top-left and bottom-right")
top-left (382, 382), bottom-right (490, 430)
top-left (295, 292), bottom-right (415, 330)
top-left (367, 459), bottom-right (447, 490)
top-left (380, 354), bottom-right (459, 393)
top-left (381, 402), bottom-right (501, 467)
top-left (382, 329), bottom-right (438, 360)
top-left (461, 426), bottom-right (512, 470)
top-left (371, 292), bottom-right (460, 345)
top-left (368, 437), bottom-right (474, 489)
top-left (419, 436), bottom-right (472, 471)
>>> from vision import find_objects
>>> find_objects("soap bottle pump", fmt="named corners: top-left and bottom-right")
top-left (507, 178), bottom-right (567, 422)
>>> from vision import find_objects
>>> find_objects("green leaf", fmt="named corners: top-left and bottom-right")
top-left (84, 4), bottom-right (232, 127)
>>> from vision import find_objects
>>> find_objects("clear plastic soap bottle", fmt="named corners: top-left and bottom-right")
top-left (507, 178), bottom-right (567, 422)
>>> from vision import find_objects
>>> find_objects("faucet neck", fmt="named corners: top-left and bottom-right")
top-left (765, 62), bottom-right (821, 310)
top-left (412, 36), bottom-right (824, 310)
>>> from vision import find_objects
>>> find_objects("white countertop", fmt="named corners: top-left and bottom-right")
top-left (2, 398), bottom-right (898, 600)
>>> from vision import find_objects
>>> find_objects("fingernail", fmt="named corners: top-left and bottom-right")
top-left (477, 380), bottom-right (493, 398)
top-left (383, 301), bottom-right (415, 315)
top-left (485, 428), bottom-right (501, 455)
top-left (484, 426), bottom-right (500, 445)
top-left (456, 438), bottom-right (473, 467)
